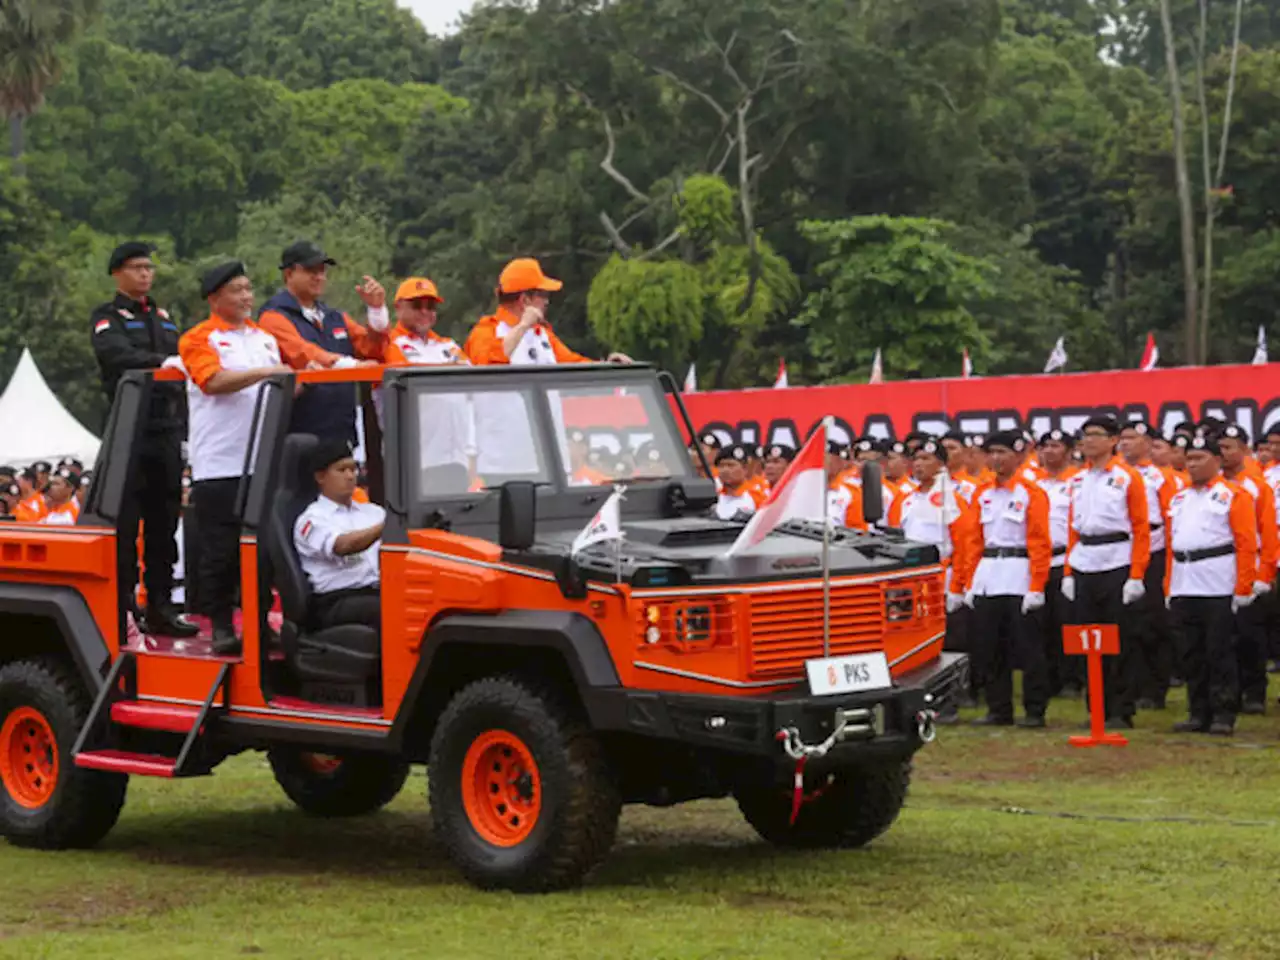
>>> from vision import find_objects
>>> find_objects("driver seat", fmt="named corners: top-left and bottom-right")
top-left (262, 433), bottom-right (381, 703)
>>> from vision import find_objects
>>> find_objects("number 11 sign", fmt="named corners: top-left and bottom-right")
top-left (1062, 624), bottom-right (1126, 748)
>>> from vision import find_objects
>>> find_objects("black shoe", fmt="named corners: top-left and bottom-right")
top-left (145, 605), bottom-right (199, 638)
top-left (970, 714), bottom-right (1013, 727)
top-left (1173, 719), bottom-right (1209, 733)
top-left (958, 693), bottom-right (980, 709)
top-left (1240, 700), bottom-right (1266, 716)
top-left (1016, 714), bottom-right (1046, 729)
top-left (1105, 715), bottom-right (1134, 731)
top-left (1208, 721), bottom-right (1234, 737)
top-left (211, 625), bottom-right (241, 656)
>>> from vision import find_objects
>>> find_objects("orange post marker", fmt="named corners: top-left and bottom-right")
top-left (1063, 624), bottom-right (1127, 748)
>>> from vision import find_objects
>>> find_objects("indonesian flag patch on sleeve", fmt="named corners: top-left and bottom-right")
top-left (332, 328), bottom-right (349, 341)
top-left (94, 318), bottom-right (111, 335)
top-left (300, 520), bottom-right (313, 540)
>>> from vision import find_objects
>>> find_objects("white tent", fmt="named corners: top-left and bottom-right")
top-left (0, 349), bottom-right (101, 468)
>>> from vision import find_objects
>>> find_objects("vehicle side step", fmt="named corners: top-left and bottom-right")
top-left (75, 749), bottom-right (180, 778)
top-left (110, 700), bottom-right (201, 734)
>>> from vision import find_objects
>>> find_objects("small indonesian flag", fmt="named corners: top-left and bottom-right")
top-left (869, 348), bottom-right (883, 384)
top-left (961, 348), bottom-right (973, 379)
top-left (683, 363), bottom-right (697, 393)
top-left (572, 485), bottom-right (625, 555)
top-left (726, 419), bottom-right (828, 556)
top-left (774, 358), bottom-right (788, 389)
top-left (1139, 331), bottom-right (1158, 371)
top-left (94, 318), bottom-right (111, 335)
top-left (333, 328), bottom-right (349, 341)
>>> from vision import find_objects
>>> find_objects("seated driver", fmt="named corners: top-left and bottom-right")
top-left (294, 440), bottom-right (385, 632)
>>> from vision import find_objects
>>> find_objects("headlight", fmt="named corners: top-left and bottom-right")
top-left (639, 599), bottom-right (734, 651)
top-left (885, 586), bottom-right (915, 622)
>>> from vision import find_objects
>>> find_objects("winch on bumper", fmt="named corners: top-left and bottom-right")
top-left (595, 652), bottom-right (968, 766)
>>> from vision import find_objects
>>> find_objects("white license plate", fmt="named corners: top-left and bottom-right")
top-left (805, 652), bottom-right (892, 696)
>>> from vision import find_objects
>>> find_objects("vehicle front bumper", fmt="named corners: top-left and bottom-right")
top-left (588, 652), bottom-right (969, 764)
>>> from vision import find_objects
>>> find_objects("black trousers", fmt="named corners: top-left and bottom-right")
top-left (1071, 567), bottom-right (1137, 720)
top-left (1171, 596), bottom-right (1237, 724)
top-left (312, 587), bottom-right (380, 632)
top-left (1043, 566), bottom-right (1080, 694)
top-left (1235, 591), bottom-right (1270, 705)
top-left (192, 478), bottom-right (240, 630)
top-left (117, 431), bottom-right (183, 612)
top-left (972, 595), bottom-right (1048, 719)
top-left (1134, 549), bottom-right (1172, 705)
top-left (944, 605), bottom-right (981, 699)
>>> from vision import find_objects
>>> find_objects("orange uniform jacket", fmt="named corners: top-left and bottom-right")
top-left (464, 306), bottom-right (590, 366)
top-left (954, 477), bottom-right (1052, 595)
top-left (14, 494), bottom-right (47, 523)
top-left (257, 307), bottom-right (386, 369)
top-left (1164, 478), bottom-right (1258, 597)
top-left (1228, 469), bottom-right (1280, 584)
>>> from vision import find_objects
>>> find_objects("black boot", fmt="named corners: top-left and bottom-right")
top-left (145, 603), bottom-right (199, 638)
top-left (1208, 720), bottom-right (1235, 736)
top-left (1172, 718), bottom-right (1209, 733)
top-left (211, 623), bottom-right (241, 656)
top-left (1240, 699), bottom-right (1266, 716)
top-left (970, 714), bottom-right (1013, 727)
top-left (1015, 714), bottom-right (1046, 729)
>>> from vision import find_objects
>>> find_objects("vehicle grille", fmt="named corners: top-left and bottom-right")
top-left (748, 581), bottom-right (886, 679)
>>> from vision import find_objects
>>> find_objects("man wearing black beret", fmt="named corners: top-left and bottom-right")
top-left (90, 241), bottom-right (196, 637)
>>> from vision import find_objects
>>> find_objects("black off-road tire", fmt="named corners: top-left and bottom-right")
top-left (428, 676), bottom-right (621, 892)
top-left (735, 758), bottom-right (912, 849)
top-left (267, 749), bottom-right (410, 817)
top-left (0, 658), bottom-right (128, 849)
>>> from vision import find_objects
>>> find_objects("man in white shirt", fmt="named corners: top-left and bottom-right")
top-left (294, 440), bottom-right (385, 633)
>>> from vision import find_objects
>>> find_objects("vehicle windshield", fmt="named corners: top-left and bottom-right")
top-left (411, 376), bottom-right (689, 499)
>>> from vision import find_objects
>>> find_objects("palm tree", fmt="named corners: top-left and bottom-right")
top-left (0, 0), bottom-right (98, 167)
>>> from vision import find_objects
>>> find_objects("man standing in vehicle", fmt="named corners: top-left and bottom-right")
top-left (179, 262), bottom-right (292, 654)
top-left (90, 241), bottom-right (196, 637)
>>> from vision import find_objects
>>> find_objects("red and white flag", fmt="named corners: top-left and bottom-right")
top-left (961, 348), bottom-right (973, 379)
top-left (683, 363), bottom-right (697, 393)
top-left (726, 419), bottom-right (828, 556)
top-left (1139, 332), bottom-right (1159, 371)
top-left (869, 348), bottom-right (883, 384)
top-left (774, 358), bottom-right (788, 389)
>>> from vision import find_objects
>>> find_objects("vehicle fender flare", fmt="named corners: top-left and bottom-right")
top-left (0, 584), bottom-right (112, 693)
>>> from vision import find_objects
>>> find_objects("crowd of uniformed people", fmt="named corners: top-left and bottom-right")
top-left (701, 417), bottom-right (1280, 734)
top-left (4, 238), bottom-right (1269, 735)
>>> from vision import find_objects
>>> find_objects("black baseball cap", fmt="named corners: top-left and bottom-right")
top-left (281, 241), bottom-right (337, 271)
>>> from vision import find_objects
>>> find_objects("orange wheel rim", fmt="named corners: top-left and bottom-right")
top-left (460, 730), bottom-right (540, 847)
top-left (299, 753), bottom-right (343, 776)
top-left (0, 707), bottom-right (59, 809)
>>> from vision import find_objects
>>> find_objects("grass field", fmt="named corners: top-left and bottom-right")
top-left (3, 689), bottom-right (1279, 960)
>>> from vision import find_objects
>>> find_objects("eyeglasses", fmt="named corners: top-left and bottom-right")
top-left (1081, 430), bottom-right (1111, 439)
top-left (404, 299), bottom-right (439, 311)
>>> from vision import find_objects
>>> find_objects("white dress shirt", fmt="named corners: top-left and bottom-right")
top-left (294, 495), bottom-right (385, 594)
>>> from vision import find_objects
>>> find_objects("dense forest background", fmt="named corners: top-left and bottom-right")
top-left (1, 0), bottom-right (1277, 429)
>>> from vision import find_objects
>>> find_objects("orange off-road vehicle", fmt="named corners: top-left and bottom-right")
top-left (0, 362), bottom-right (964, 890)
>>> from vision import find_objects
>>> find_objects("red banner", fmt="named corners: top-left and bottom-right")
top-left (679, 364), bottom-right (1280, 447)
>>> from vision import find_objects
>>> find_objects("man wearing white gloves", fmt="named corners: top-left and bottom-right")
top-left (1062, 416), bottom-right (1151, 729)
top-left (956, 431), bottom-right (1053, 728)
top-left (1165, 435), bottom-right (1258, 735)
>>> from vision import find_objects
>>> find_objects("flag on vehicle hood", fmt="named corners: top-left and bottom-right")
top-left (869, 348), bottom-right (883, 384)
top-left (572, 485), bottom-right (625, 555)
top-left (1044, 336), bottom-right (1068, 373)
top-left (683, 362), bottom-right (697, 393)
top-left (726, 419), bottom-right (828, 556)
top-left (1139, 332), bottom-right (1159, 371)
top-left (774, 357), bottom-right (788, 389)
top-left (1253, 326), bottom-right (1267, 366)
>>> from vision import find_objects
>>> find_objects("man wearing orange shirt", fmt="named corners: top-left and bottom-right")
top-left (13, 468), bottom-right (47, 523)
top-left (464, 258), bottom-right (632, 367)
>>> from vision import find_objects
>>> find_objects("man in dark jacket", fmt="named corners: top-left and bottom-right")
top-left (90, 241), bottom-right (196, 637)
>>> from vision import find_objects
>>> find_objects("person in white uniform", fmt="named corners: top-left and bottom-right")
top-left (294, 440), bottom-right (386, 633)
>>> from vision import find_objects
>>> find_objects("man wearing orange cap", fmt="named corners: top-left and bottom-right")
top-left (385, 277), bottom-right (466, 366)
top-left (464, 258), bottom-right (632, 366)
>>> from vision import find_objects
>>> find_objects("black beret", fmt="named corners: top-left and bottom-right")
top-left (825, 440), bottom-right (849, 457)
top-left (0, 465), bottom-right (15, 477)
top-left (1263, 425), bottom-right (1280, 443)
top-left (635, 443), bottom-right (663, 463)
top-left (1219, 424), bottom-right (1251, 444)
top-left (201, 261), bottom-right (247, 299)
top-left (886, 441), bottom-right (908, 456)
top-left (942, 430), bottom-right (967, 445)
top-left (1038, 429), bottom-right (1069, 446)
top-left (765, 444), bottom-right (796, 461)
top-left (917, 439), bottom-right (944, 458)
top-left (698, 433), bottom-right (723, 450)
top-left (968, 434), bottom-right (985, 449)
top-left (310, 439), bottom-right (355, 474)
top-left (52, 468), bottom-right (78, 484)
top-left (854, 438), bottom-right (875, 453)
top-left (108, 241), bottom-right (154, 275)
top-left (32, 461), bottom-right (51, 473)
top-left (1080, 415), bottom-right (1119, 436)
top-left (716, 445), bottom-right (749, 465)
top-left (280, 240), bottom-right (336, 271)
top-left (986, 430), bottom-right (1026, 453)
top-left (1120, 420), bottom-right (1153, 436)
top-left (904, 431), bottom-right (930, 446)
top-left (1172, 421), bottom-right (1196, 437)
top-left (1189, 435), bottom-right (1222, 456)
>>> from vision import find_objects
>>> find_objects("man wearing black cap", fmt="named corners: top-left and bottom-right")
top-left (179, 262), bottom-right (292, 653)
top-left (90, 241), bottom-right (194, 635)
top-left (257, 241), bottom-right (389, 446)
top-left (762, 444), bottom-right (796, 491)
top-left (294, 440), bottom-right (385, 632)
top-left (715, 446), bottom-right (760, 519)
top-left (1061, 415), bottom-right (1150, 727)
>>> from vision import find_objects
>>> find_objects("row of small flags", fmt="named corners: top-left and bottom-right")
top-left (682, 327), bottom-right (1269, 391)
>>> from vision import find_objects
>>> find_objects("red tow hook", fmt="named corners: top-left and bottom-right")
top-left (775, 729), bottom-right (809, 825)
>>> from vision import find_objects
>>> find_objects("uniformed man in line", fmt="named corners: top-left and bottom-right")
top-left (1035, 429), bottom-right (1081, 697)
top-left (883, 440), bottom-right (916, 497)
top-left (294, 440), bottom-right (385, 633)
top-left (256, 241), bottom-right (390, 445)
top-left (693, 432), bottom-right (721, 480)
top-left (40, 469), bottom-right (81, 526)
top-left (1166, 435), bottom-right (1258, 735)
top-left (464, 258), bottom-right (632, 367)
top-left (1216, 424), bottom-right (1278, 714)
top-left (761, 444), bottom-right (795, 492)
top-left (31, 461), bottom-right (52, 493)
top-left (179, 262), bottom-right (292, 654)
top-left (13, 468), bottom-right (46, 522)
top-left (90, 241), bottom-right (195, 636)
top-left (825, 441), bottom-right (867, 530)
top-left (958, 430), bottom-right (1053, 727)
top-left (1062, 415), bottom-right (1150, 729)
top-left (0, 481), bottom-right (18, 521)
top-left (1119, 420), bottom-right (1177, 710)
top-left (1262, 427), bottom-right (1280, 673)
top-left (714, 445), bottom-right (760, 519)
top-left (939, 431), bottom-right (978, 503)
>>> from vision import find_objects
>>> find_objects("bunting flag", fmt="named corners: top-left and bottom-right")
top-left (1139, 332), bottom-right (1159, 371)
top-left (1044, 336), bottom-right (1068, 373)
top-left (962, 348), bottom-right (973, 379)
top-left (1252, 326), bottom-right (1267, 366)
top-left (683, 363), bottom-right (697, 392)
top-left (774, 358), bottom-right (788, 389)
top-left (869, 348), bottom-right (883, 384)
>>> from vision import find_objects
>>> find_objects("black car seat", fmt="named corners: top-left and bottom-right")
top-left (262, 433), bottom-right (381, 700)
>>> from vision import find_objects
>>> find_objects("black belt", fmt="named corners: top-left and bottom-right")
top-left (1150, 522), bottom-right (1163, 531)
top-left (1078, 532), bottom-right (1130, 546)
top-left (1052, 546), bottom-right (1066, 557)
top-left (1172, 544), bottom-right (1234, 563)
top-left (983, 547), bottom-right (1029, 559)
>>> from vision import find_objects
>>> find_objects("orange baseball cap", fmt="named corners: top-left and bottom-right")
top-left (394, 277), bottom-right (443, 303)
top-left (498, 258), bottom-right (563, 295)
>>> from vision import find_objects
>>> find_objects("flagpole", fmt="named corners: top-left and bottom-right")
top-left (821, 417), bottom-right (832, 658)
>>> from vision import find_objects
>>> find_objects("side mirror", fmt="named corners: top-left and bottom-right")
top-left (499, 481), bottom-right (537, 550)
top-left (860, 461), bottom-right (884, 526)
